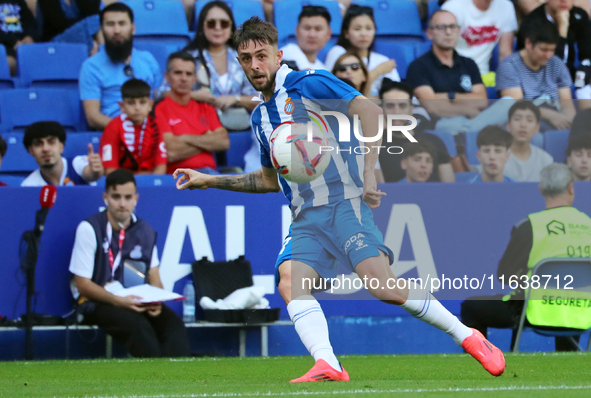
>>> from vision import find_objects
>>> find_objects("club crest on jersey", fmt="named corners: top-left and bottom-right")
top-left (284, 97), bottom-right (295, 115)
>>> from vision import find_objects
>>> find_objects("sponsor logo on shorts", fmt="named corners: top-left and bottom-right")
top-left (344, 233), bottom-right (368, 253)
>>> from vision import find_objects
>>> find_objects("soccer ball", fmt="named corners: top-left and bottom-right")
top-left (269, 122), bottom-right (330, 184)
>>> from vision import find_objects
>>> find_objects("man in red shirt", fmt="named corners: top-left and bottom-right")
top-left (100, 79), bottom-right (167, 175)
top-left (155, 52), bottom-right (229, 174)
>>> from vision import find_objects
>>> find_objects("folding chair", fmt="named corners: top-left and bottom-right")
top-left (0, 132), bottom-right (38, 173)
top-left (0, 45), bottom-right (14, 89)
top-left (513, 257), bottom-right (591, 352)
top-left (544, 129), bottom-right (570, 164)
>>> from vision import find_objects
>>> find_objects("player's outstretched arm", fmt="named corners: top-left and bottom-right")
top-left (349, 96), bottom-right (387, 209)
top-left (174, 166), bottom-right (281, 194)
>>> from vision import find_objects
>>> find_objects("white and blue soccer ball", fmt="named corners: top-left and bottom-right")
top-left (269, 122), bottom-right (330, 184)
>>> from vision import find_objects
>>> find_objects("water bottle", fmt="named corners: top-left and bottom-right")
top-left (183, 280), bottom-right (196, 323)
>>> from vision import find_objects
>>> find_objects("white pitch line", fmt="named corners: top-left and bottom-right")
top-left (62, 384), bottom-right (591, 398)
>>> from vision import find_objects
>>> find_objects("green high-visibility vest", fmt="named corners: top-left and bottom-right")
top-left (525, 207), bottom-right (591, 329)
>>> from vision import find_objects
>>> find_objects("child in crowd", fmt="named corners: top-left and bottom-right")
top-left (566, 135), bottom-right (591, 182)
top-left (470, 126), bottom-right (515, 183)
top-left (399, 142), bottom-right (437, 183)
top-left (100, 79), bottom-right (167, 175)
top-left (504, 101), bottom-right (553, 182)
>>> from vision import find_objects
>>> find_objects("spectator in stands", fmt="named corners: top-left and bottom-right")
top-left (497, 19), bottom-right (576, 131)
top-left (79, 3), bottom-right (161, 130)
top-left (100, 79), bottom-right (167, 176)
top-left (69, 169), bottom-right (190, 358)
top-left (570, 108), bottom-right (591, 138)
top-left (280, 5), bottom-right (332, 71)
top-left (441, 0), bottom-right (517, 83)
top-left (406, 10), bottom-right (510, 134)
top-left (160, 1), bottom-right (258, 132)
top-left (324, 4), bottom-right (400, 97)
top-left (21, 121), bottom-right (104, 187)
top-left (470, 125), bottom-right (514, 183)
top-left (0, 134), bottom-right (6, 186)
top-left (378, 80), bottom-right (455, 183)
top-left (566, 135), bottom-right (591, 181)
top-left (504, 101), bottom-right (554, 182)
top-left (517, 0), bottom-right (591, 78)
top-left (35, 0), bottom-right (100, 42)
top-left (399, 142), bottom-right (437, 183)
top-left (461, 163), bottom-right (586, 351)
top-left (155, 52), bottom-right (229, 175)
top-left (332, 52), bottom-right (369, 97)
top-left (0, 0), bottom-right (36, 76)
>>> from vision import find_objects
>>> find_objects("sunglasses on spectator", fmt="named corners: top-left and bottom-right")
top-left (429, 24), bottom-right (460, 32)
top-left (124, 64), bottom-right (134, 77)
top-left (336, 63), bottom-right (362, 72)
top-left (205, 19), bottom-right (231, 29)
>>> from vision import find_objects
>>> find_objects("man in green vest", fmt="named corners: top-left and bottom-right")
top-left (461, 163), bottom-right (591, 351)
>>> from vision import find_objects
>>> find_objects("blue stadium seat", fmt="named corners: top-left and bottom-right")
top-left (0, 132), bottom-right (38, 173)
top-left (486, 86), bottom-right (497, 99)
top-left (0, 45), bottom-right (14, 89)
top-left (0, 175), bottom-right (25, 186)
top-left (464, 131), bottom-right (479, 165)
top-left (544, 129), bottom-right (570, 163)
top-left (63, 132), bottom-right (102, 159)
top-left (135, 175), bottom-right (178, 187)
top-left (455, 172), bottom-right (478, 182)
top-left (427, 0), bottom-right (440, 21)
top-left (133, 41), bottom-right (171, 76)
top-left (354, 0), bottom-right (423, 41)
top-left (226, 130), bottom-right (253, 169)
top-left (414, 40), bottom-right (431, 58)
top-left (0, 89), bottom-right (83, 132)
top-left (274, 0), bottom-right (342, 48)
top-left (373, 41), bottom-right (416, 79)
top-left (425, 130), bottom-right (457, 157)
top-left (124, 0), bottom-right (192, 53)
top-left (17, 43), bottom-right (88, 89)
top-left (194, 0), bottom-right (265, 31)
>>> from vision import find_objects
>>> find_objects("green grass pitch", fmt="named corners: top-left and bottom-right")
top-left (1, 353), bottom-right (590, 397)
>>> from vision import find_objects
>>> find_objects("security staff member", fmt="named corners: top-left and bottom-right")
top-left (461, 163), bottom-right (591, 351)
top-left (69, 169), bottom-right (190, 357)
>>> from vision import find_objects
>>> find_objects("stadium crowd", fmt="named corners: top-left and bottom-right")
top-left (0, 0), bottom-right (590, 363)
top-left (0, 0), bottom-right (591, 187)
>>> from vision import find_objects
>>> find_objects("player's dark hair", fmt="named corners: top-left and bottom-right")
top-left (337, 5), bottom-right (375, 52)
top-left (520, 17), bottom-right (559, 46)
top-left (121, 78), bottom-right (151, 99)
top-left (299, 5), bottom-right (331, 24)
top-left (166, 51), bottom-right (197, 72)
top-left (106, 169), bottom-right (137, 191)
top-left (23, 121), bottom-right (67, 149)
top-left (100, 2), bottom-right (134, 25)
top-left (508, 100), bottom-right (541, 122)
top-left (566, 134), bottom-right (591, 157)
top-left (0, 134), bottom-right (6, 158)
top-left (233, 16), bottom-right (278, 51)
top-left (477, 125), bottom-right (513, 149)
top-left (402, 141), bottom-right (437, 160)
top-left (379, 79), bottom-right (413, 100)
top-left (186, 0), bottom-right (236, 51)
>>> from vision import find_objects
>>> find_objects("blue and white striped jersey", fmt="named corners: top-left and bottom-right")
top-left (251, 65), bottom-right (366, 218)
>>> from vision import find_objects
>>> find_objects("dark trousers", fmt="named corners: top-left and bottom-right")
top-left (83, 303), bottom-right (191, 358)
top-left (461, 295), bottom-right (580, 351)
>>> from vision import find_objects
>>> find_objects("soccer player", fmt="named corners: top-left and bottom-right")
top-left (174, 17), bottom-right (505, 382)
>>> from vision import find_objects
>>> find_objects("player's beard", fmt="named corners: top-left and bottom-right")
top-left (104, 35), bottom-right (133, 64)
top-left (250, 72), bottom-right (276, 94)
